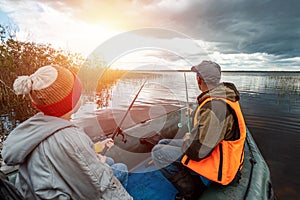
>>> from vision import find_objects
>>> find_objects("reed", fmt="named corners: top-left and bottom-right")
top-left (267, 75), bottom-right (300, 96)
top-left (94, 68), bottom-right (127, 108)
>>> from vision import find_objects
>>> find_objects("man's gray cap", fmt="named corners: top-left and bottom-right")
top-left (191, 60), bottom-right (221, 84)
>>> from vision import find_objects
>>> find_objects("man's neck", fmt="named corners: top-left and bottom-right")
top-left (200, 84), bottom-right (218, 92)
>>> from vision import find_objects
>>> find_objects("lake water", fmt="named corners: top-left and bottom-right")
top-left (76, 71), bottom-right (299, 200)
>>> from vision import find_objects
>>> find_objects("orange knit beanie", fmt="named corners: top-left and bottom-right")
top-left (13, 65), bottom-right (82, 117)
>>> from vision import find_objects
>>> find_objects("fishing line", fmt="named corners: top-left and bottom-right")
top-left (184, 72), bottom-right (191, 133)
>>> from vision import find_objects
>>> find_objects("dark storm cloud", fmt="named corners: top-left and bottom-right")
top-left (160, 0), bottom-right (300, 58)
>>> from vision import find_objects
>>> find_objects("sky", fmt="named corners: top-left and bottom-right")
top-left (0, 0), bottom-right (299, 71)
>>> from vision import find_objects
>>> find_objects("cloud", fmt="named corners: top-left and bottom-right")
top-left (33, 0), bottom-right (300, 59)
top-left (0, 0), bottom-right (299, 70)
top-left (140, 0), bottom-right (300, 58)
top-left (0, 0), bottom-right (120, 55)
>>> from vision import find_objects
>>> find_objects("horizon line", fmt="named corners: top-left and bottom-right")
top-left (127, 69), bottom-right (300, 73)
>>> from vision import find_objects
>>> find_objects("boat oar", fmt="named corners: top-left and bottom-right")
top-left (184, 72), bottom-right (191, 133)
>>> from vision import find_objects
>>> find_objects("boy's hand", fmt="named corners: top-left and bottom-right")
top-left (101, 138), bottom-right (114, 150)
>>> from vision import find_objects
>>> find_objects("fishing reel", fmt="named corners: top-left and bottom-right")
top-left (112, 126), bottom-right (127, 143)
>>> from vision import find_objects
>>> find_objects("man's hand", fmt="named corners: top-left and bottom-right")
top-left (183, 132), bottom-right (191, 141)
top-left (185, 108), bottom-right (193, 116)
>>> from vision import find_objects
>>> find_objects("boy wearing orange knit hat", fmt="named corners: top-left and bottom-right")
top-left (2, 65), bottom-right (132, 200)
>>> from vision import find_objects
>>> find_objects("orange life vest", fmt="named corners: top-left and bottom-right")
top-left (181, 97), bottom-right (246, 185)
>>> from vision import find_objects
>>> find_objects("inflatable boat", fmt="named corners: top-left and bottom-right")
top-left (80, 105), bottom-right (276, 200)
top-left (1, 104), bottom-right (276, 200)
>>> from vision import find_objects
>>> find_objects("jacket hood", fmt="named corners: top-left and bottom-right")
top-left (2, 113), bottom-right (75, 165)
top-left (197, 82), bottom-right (240, 104)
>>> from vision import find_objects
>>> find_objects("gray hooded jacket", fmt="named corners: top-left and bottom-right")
top-left (2, 113), bottom-right (132, 200)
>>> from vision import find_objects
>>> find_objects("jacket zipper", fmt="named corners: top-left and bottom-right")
top-left (218, 143), bottom-right (223, 181)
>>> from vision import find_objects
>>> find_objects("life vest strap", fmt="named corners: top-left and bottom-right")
top-left (184, 157), bottom-right (190, 165)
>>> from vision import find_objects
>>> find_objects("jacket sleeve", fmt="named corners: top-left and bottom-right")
top-left (182, 101), bottom-right (234, 161)
top-left (45, 127), bottom-right (132, 199)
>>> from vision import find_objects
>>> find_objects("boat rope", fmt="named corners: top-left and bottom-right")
top-left (243, 132), bottom-right (257, 200)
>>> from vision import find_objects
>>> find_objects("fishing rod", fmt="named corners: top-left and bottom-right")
top-left (184, 72), bottom-right (191, 133)
top-left (98, 79), bottom-right (147, 155)
top-left (111, 79), bottom-right (147, 143)
top-left (147, 73), bottom-right (191, 167)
